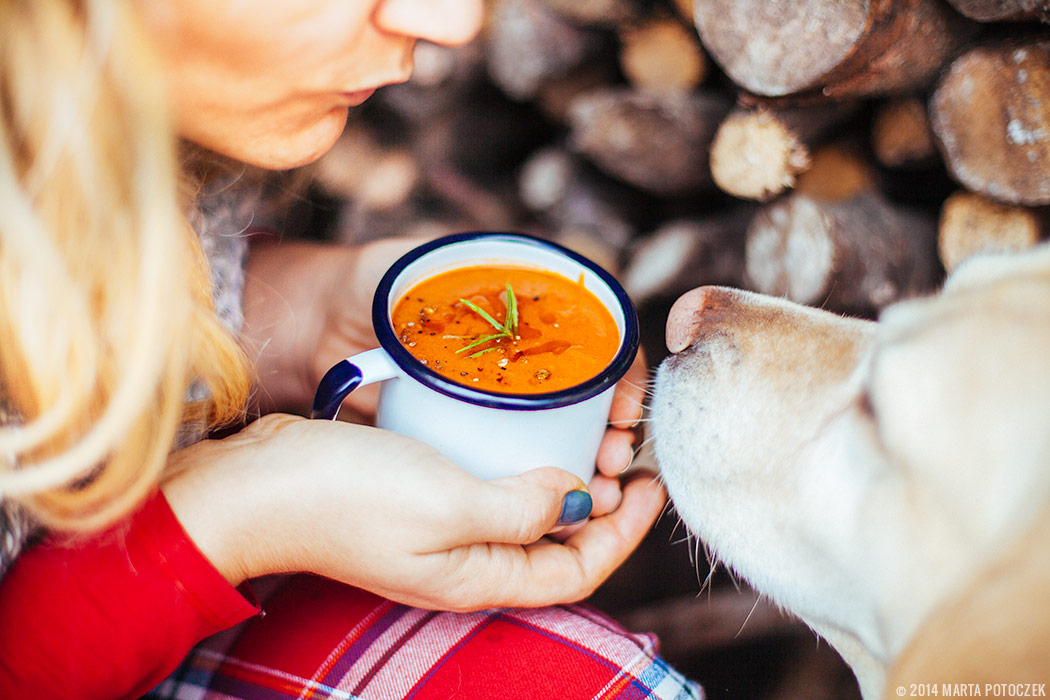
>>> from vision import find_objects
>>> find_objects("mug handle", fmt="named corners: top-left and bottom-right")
top-left (310, 348), bottom-right (399, 420)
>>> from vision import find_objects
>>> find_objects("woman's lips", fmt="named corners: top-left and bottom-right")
top-left (340, 65), bottom-right (414, 106)
top-left (341, 88), bottom-right (377, 106)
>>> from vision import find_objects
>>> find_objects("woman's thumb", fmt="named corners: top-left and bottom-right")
top-left (458, 467), bottom-right (593, 546)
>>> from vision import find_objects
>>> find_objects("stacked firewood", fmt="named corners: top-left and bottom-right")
top-left (307, 0), bottom-right (1050, 322)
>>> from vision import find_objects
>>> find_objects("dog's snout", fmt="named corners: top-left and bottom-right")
top-left (665, 286), bottom-right (737, 353)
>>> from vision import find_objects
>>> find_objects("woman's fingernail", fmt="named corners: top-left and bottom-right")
top-left (619, 445), bottom-right (638, 474)
top-left (557, 490), bottom-right (593, 526)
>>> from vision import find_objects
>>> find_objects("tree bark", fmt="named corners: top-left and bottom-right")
top-left (622, 209), bottom-right (754, 305)
top-left (745, 191), bottom-right (939, 314)
top-left (485, 0), bottom-right (609, 101)
top-left (533, 0), bottom-right (639, 27)
top-left (670, 0), bottom-right (694, 24)
top-left (534, 61), bottom-right (620, 124)
top-left (930, 40), bottom-right (1050, 206)
top-left (944, 0), bottom-right (1050, 23)
top-left (518, 145), bottom-right (641, 253)
top-left (693, 0), bottom-right (973, 98)
top-left (568, 87), bottom-right (731, 196)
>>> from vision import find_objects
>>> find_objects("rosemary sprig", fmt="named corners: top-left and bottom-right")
top-left (456, 283), bottom-right (519, 358)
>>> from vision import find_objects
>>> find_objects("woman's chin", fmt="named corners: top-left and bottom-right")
top-left (220, 107), bottom-right (350, 170)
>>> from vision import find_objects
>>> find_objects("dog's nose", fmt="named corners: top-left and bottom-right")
top-left (665, 286), bottom-right (734, 353)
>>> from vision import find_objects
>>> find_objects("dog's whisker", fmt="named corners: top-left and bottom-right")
top-left (697, 556), bottom-right (718, 595)
top-left (644, 464), bottom-right (667, 489)
top-left (696, 536), bottom-right (711, 577)
top-left (667, 514), bottom-right (687, 544)
top-left (620, 377), bottom-right (656, 399)
top-left (679, 530), bottom-right (711, 593)
top-left (735, 593), bottom-right (764, 638)
top-left (654, 500), bottom-right (676, 530)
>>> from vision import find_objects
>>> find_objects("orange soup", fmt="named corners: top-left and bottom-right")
top-left (391, 265), bottom-right (620, 393)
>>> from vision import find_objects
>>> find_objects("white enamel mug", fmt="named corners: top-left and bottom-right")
top-left (311, 231), bottom-right (639, 483)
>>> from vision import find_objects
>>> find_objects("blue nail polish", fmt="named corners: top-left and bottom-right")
top-left (557, 490), bottom-right (593, 526)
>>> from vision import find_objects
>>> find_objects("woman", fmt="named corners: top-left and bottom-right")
top-left (0, 1), bottom-right (701, 698)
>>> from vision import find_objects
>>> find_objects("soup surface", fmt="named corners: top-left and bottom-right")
top-left (391, 265), bottom-right (620, 394)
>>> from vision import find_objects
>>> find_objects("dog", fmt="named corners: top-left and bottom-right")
top-left (649, 243), bottom-right (1050, 699)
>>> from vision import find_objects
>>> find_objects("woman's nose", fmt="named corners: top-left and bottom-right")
top-left (375, 0), bottom-right (485, 47)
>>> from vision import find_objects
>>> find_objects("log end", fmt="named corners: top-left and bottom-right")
top-left (794, 143), bottom-right (877, 202)
top-left (745, 195), bottom-right (834, 304)
top-left (619, 18), bottom-right (708, 94)
top-left (693, 0), bottom-right (866, 96)
top-left (710, 110), bottom-right (811, 201)
top-left (931, 42), bottom-right (1050, 206)
top-left (938, 190), bottom-right (1043, 272)
top-left (872, 97), bottom-right (938, 169)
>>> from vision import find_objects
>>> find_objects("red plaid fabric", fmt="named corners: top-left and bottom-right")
top-left (146, 574), bottom-right (703, 700)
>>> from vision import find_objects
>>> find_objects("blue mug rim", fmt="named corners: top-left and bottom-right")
top-left (372, 231), bottom-right (640, 411)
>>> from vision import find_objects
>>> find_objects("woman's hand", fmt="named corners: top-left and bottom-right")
top-left (580, 351), bottom-right (649, 522)
top-left (162, 414), bottom-right (665, 611)
top-left (243, 238), bottom-right (654, 518)
top-left (243, 237), bottom-right (422, 416)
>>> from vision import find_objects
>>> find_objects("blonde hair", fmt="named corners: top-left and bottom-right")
top-left (0, 0), bottom-right (253, 531)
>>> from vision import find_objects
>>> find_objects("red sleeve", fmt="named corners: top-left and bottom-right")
top-left (0, 490), bottom-right (260, 699)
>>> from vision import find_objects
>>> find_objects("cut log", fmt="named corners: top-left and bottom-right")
top-left (930, 40), bottom-right (1050, 206)
top-left (419, 162), bottom-right (526, 231)
top-left (618, 16), bottom-right (707, 94)
top-left (311, 120), bottom-right (420, 211)
top-left (534, 60), bottom-right (620, 125)
top-left (404, 78), bottom-right (557, 183)
top-left (794, 142), bottom-right (879, 202)
top-left (518, 145), bottom-right (638, 252)
top-left (745, 191), bottom-right (939, 314)
top-left (376, 41), bottom-right (487, 121)
top-left (621, 210), bottom-right (753, 305)
top-left (693, 0), bottom-right (973, 98)
top-left (710, 110), bottom-right (808, 201)
top-left (533, 0), bottom-right (638, 27)
top-left (332, 198), bottom-right (477, 247)
top-left (871, 97), bottom-right (938, 169)
top-left (709, 101), bottom-right (858, 201)
top-left (484, 0), bottom-right (608, 101)
top-left (938, 190), bottom-right (1046, 272)
top-left (568, 87), bottom-right (731, 196)
top-left (670, 0), bottom-right (694, 23)
top-left (944, 0), bottom-right (1050, 23)
top-left (551, 225), bottom-right (624, 279)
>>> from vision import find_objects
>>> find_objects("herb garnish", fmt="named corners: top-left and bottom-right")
top-left (456, 283), bottom-right (519, 358)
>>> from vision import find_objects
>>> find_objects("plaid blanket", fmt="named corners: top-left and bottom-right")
top-left (146, 575), bottom-right (704, 700)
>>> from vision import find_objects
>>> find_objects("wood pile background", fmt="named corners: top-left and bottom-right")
top-left (293, 3), bottom-right (1050, 697)
top-left (306, 0), bottom-right (1050, 337)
